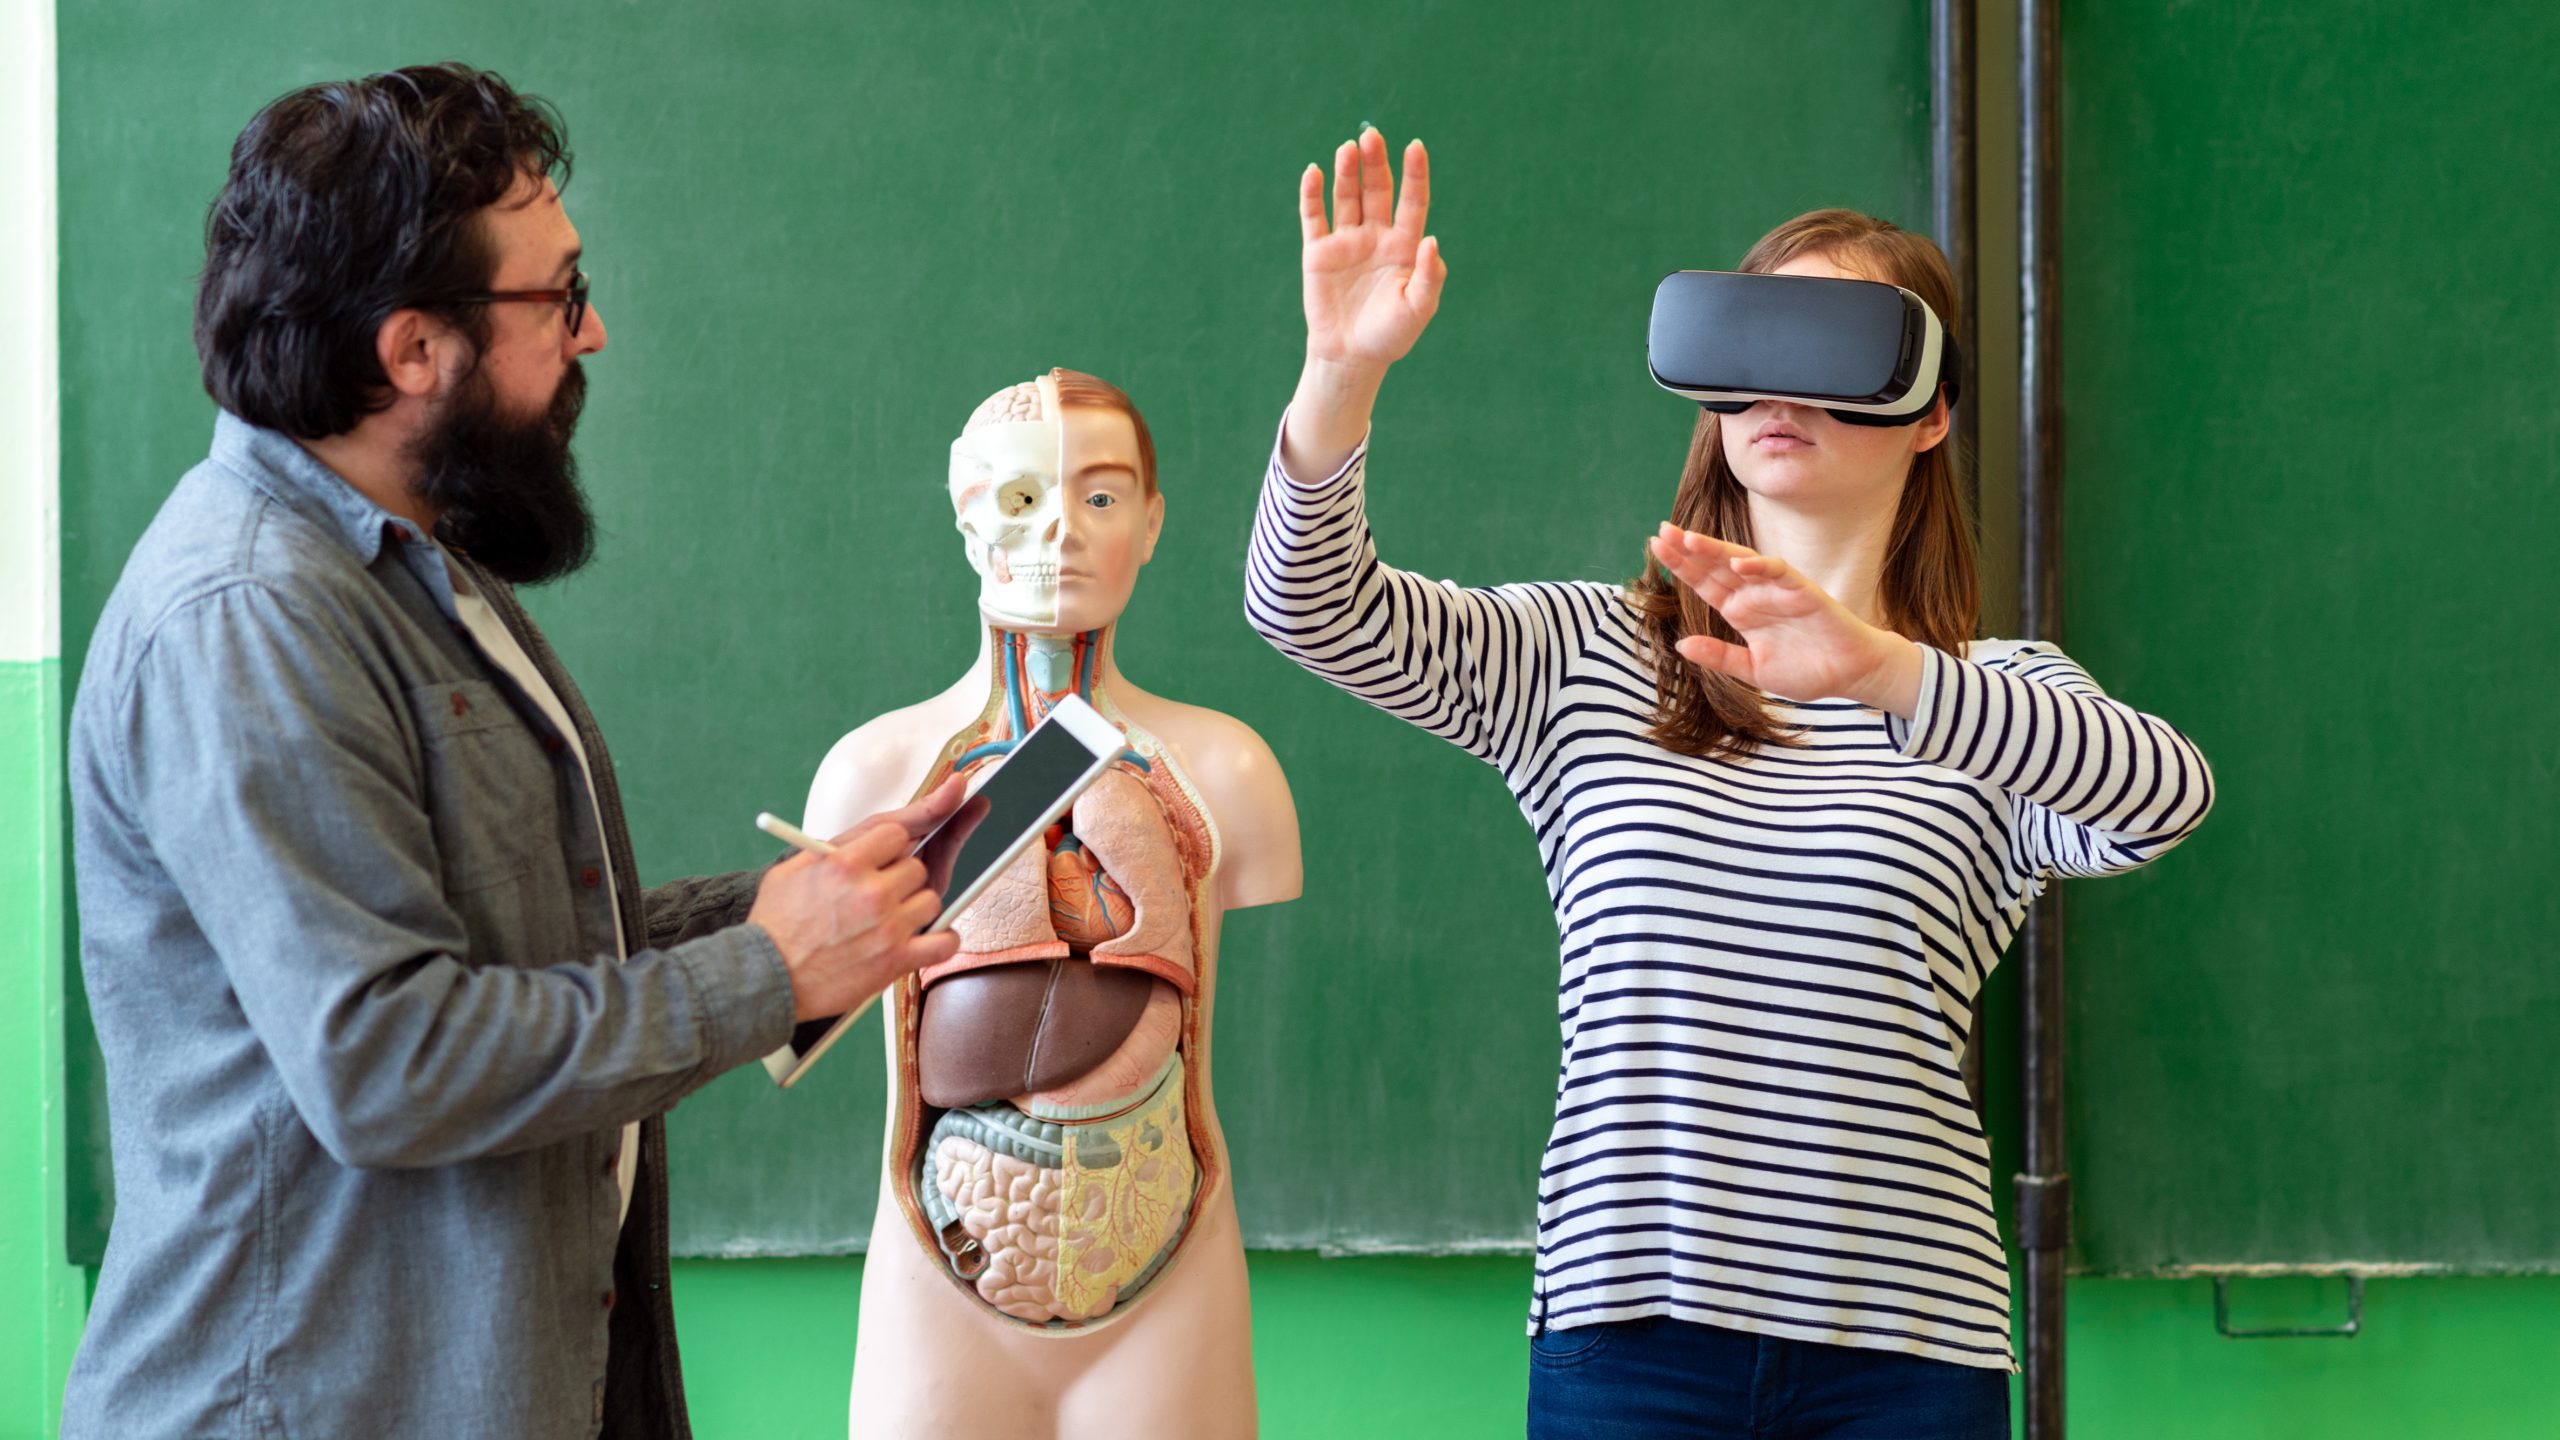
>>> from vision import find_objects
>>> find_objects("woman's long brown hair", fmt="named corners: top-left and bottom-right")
top-left (1629, 210), bottom-right (1979, 759)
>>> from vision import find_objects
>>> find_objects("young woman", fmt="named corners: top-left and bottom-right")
top-left (1245, 130), bottom-right (2214, 1439)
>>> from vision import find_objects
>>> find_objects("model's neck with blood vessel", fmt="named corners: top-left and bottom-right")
top-left (954, 625), bottom-right (1148, 774)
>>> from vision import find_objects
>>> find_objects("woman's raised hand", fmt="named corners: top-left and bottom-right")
top-left (1300, 130), bottom-right (1444, 372)
top-left (1646, 524), bottom-right (1927, 717)
top-left (1280, 128), bottom-right (1445, 480)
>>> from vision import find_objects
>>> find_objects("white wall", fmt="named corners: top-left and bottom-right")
top-left (1, 0), bottom-right (60, 664)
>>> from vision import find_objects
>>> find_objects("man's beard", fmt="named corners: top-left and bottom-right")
top-left (410, 359), bottom-right (595, 586)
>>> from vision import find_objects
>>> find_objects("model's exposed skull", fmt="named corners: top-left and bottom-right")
top-left (950, 375), bottom-right (1065, 628)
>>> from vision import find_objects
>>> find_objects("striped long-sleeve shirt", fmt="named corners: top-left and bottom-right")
top-left (1243, 431), bottom-right (2214, 1371)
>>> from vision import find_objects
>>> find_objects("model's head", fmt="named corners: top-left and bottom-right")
top-left (197, 63), bottom-right (607, 584)
top-left (948, 368), bottom-right (1164, 634)
top-left (1636, 209), bottom-right (1979, 758)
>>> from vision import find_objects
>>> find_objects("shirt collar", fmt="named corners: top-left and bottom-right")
top-left (208, 410), bottom-right (475, 622)
top-left (208, 410), bottom-right (428, 565)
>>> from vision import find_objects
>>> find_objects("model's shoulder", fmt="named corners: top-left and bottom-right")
top-left (1133, 697), bottom-right (1280, 773)
top-left (815, 696), bottom-right (962, 782)
top-left (1115, 695), bottom-right (1282, 804)
top-left (807, 685), bottom-right (988, 823)
top-left (806, 719), bottom-right (935, 835)
top-left (1123, 694), bottom-right (1301, 904)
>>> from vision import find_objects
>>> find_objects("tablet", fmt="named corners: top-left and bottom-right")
top-left (761, 694), bottom-right (1126, 1088)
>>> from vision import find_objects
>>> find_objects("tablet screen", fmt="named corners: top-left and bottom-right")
top-left (920, 717), bottom-right (1106, 925)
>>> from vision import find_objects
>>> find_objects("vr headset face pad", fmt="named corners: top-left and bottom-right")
top-left (1648, 269), bottom-right (1961, 428)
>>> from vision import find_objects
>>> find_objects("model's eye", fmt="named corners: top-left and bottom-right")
top-left (997, 479), bottom-right (1042, 517)
top-left (1086, 493), bottom-right (1117, 510)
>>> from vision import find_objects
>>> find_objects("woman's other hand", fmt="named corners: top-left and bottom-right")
top-left (1647, 524), bottom-right (1928, 718)
top-left (1282, 129), bottom-right (1444, 481)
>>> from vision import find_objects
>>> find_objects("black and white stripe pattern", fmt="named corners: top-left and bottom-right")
top-left (1244, 435), bottom-right (2213, 1370)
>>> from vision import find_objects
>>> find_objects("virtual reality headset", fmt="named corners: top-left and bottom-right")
top-left (1647, 270), bottom-right (1962, 427)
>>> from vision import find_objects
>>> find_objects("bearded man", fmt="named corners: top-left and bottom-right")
top-left (62, 64), bottom-right (964, 1439)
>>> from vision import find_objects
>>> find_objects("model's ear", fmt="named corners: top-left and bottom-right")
top-left (375, 308), bottom-right (471, 402)
top-left (1139, 492), bottom-right (1166, 566)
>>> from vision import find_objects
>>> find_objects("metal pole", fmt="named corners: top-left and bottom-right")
top-left (2018, 0), bottom-right (2070, 1434)
top-left (1932, 0), bottom-right (1980, 529)
top-left (1932, 0), bottom-right (1986, 1117)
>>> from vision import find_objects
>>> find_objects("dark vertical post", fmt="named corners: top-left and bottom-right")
top-left (1933, 0), bottom-right (1986, 1115)
top-left (1932, 0), bottom-right (1980, 527)
top-left (2017, 0), bottom-right (2070, 1435)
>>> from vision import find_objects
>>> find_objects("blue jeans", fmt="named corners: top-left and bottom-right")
top-left (1526, 1316), bottom-right (2011, 1440)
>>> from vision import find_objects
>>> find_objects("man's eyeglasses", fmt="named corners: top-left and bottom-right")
top-left (455, 269), bottom-right (590, 338)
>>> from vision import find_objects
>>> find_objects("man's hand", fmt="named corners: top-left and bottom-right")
top-left (748, 775), bottom-right (970, 1020)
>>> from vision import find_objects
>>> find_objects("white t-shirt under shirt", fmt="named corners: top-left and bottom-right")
top-left (1244, 432), bottom-right (2215, 1371)
top-left (445, 552), bottom-right (641, 1229)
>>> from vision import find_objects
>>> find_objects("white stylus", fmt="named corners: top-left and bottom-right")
top-left (755, 812), bottom-right (836, 856)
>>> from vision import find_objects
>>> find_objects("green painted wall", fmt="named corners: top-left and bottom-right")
top-left (1, 660), bottom-right (85, 1440)
top-left (668, 1256), bottom-right (2560, 1439)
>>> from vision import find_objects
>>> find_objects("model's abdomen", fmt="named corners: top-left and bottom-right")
top-left (906, 764), bottom-right (1211, 1325)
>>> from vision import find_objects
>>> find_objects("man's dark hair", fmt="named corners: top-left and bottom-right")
top-left (195, 63), bottom-right (571, 439)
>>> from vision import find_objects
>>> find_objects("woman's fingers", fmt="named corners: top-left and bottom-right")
top-left (1729, 553), bottom-right (1807, 589)
top-left (1359, 127), bottom-right (1395, 231)
top-left (1313, 130), bottom-right (1424, 244)
top-left (1649, 526), bottom-right (1736, 603)
top-left (1404, 235), bottom-right (1447, 322)
top-left (1299, 163), bottom-right (1328, 246)
top-left (1394, 139), bottom-right (1430, 238)
top-left (1676, 632), bottom-right (1755, 685)
top-left (1654, 529), bottom-right (1832, 613)
top-left (1666, 525), bottom-right (1757, 564)
top-left (1332, 138), bottom-right (1362, 228)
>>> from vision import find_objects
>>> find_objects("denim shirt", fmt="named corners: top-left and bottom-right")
top-left (63, 414), bottom-right (797, 1439)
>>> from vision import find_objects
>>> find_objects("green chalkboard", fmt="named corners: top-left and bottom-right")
top-left (2058, 0), bottom-right (2560, 1274)
top-left (57, 1), bottom-right (1934, 1259)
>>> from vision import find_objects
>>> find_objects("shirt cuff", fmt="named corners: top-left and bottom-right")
top-left (672, 922), bottom-right (796, 1076)
top-left (1882, 643), bottom-right (1952, 761)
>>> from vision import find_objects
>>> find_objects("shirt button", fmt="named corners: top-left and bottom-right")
top-left (603, 1149), bottom-right (620, 1176)
top-left (602, 1289), bottom-right (617, 1311)
top-left (581, 867), bottom-right (603, 889)
top-left (544, 733), bottom-right (568, 755)
top-left (449, 691), bottom-right (470, 716)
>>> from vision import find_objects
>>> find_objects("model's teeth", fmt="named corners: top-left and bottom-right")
top-left (1014, 562), bottom-right (1059, 589)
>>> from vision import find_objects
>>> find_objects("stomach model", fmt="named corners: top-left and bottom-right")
top-left (894, 745), bottom-right (1218, 1328)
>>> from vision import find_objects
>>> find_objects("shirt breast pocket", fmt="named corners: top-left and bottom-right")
top-left (406, 679), bottom-right (563, 900)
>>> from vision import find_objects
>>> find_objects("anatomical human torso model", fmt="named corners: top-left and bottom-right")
top-left (808, 371), bottom-right (1299, 1439)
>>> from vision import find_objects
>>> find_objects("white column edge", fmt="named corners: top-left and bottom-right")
top-left (2, 0), bottom-right (61, 665)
